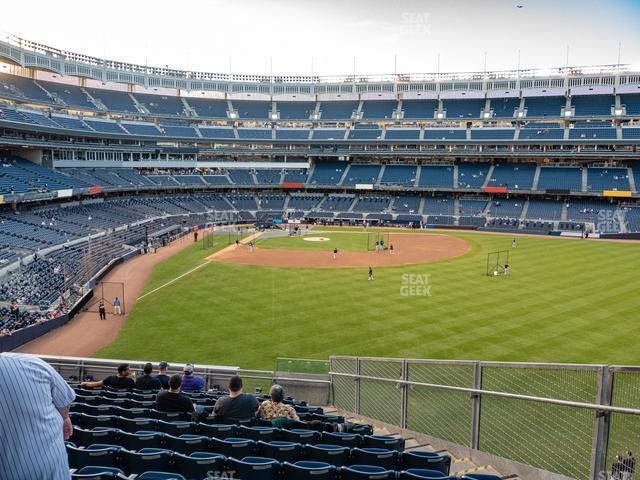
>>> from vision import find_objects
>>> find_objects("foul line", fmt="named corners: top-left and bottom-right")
top-left (137, 241), bottom-right (219, 301)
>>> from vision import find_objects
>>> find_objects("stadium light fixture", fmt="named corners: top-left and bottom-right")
top-left (270, 113), bottom-right (279, 120)
top-left (614, 108), bottom-right (623, 116)
top-left (436, 112), bottom-right (444, 119)
top-left (483, 111), bottom-right (492, 119)
top-left (228, 111), bottom-right (238, 119)
top-left (564, 110), bottom-right (573, 117)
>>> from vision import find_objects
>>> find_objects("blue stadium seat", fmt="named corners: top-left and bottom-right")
top-left (282, 460), bottom-right (338, 480)
top-left (239, 425), bottom-right (277, 442)
top-left (460, 475), bottom-right (502, 480)
top-left (137, 472), bottom-right (186, 480)
top-left (120, 430), bottom-right (164, 451)
top-left (401, 451), bottom-right (451, 474)
top-left (350, 447), bottom-right (398, 469)
top-left (362, 435), bottom-right (404, 452)
top-left (280, 429), bottom-right (322, 445)
top-left (257, 440), bottom-right (303, 463)
top-left (122, 448), bottom-right (173, 474)
top-left (398, 469), bottom-right (455, 479)
top-left (321, 431), bottom-right (361, 447)
top-left (118, 416), bottom-right (158, 433)
top-left (72, 427), bottom-right (118, 447)
top-left (173, 452), bottom-right (227, 480)
top-left (303, 444), bottom-right (350, 466)
top-left (164, 434), bottom-right (210, 455)
top-left (227, 456), bottom-right (281, 480)
top-left (209, 437), bottom-right (256, 458)
top-left (340, 464), bottom-right (395, 479)
top-left (157, 420), bottom-right (196, 436)
top-left (67, 444), bottom-right (118, 470)
top-left (196, 423), bottom-right (238, 439)
top-left (71, 466), bottom-right (129, 480)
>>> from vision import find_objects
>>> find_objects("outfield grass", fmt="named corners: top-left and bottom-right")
top-left (96, 228), bottom-right (640, 371)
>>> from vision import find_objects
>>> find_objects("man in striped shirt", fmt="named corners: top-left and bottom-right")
top-left (0, 353), bottom-right (76, 480)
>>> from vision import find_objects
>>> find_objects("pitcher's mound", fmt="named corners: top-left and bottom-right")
top-left (209, 233), bottom-right (470, 268)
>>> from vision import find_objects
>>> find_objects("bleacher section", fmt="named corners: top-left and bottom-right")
top-left (620, 94), bottom-right (640, 116)
top-left (486, 163), bottom-right (536, 190)
top-left (384, 128), bottom-right (420, 140)
top-left (186, 97), bottom-right (229, 118)
top-left (57, 379), bottom-right (468, 480)
top-left (379, 165), bottom-right (417, 187)
top-left (38, 81), bottom-right (94, 110)
top-left (571, 95), bottom-right (613, 117)
top-left (417, 166), bottom-right (454, 188)
top-left (401, 100), bottom-right (437, 119)
top-left (232, 100), bottom-right (272, 120)
top-left (85, 88), bottom-right (140, 114)
top-left (342, 165), bottom-right (381, 186)
top-left (470, 128), bottom-right (515, 140)
top-left (318, 101), bottom-right (358, 120)
top-left (519, 123), bottom-right (564, 140)
top-left (361, 100), bottom-right (397, 119)
top-left (486, 199), bottom-right (525, 218)
top-left (491, 97), bottom-right (520, 118)
top-left (276, 101), bottom-right (316, 120)
top-left (134, 93), bottom-right (186, 116)
top-left (457, 164), bottom-right (489, 189)
top-left (526, 199), bottom-right (563, 220)
top-left (524, 96), bottom-right (564, 118)
top-left (442, 99), bottom-right (484, 119)
top-left (586, 168), bottom-right (630, 192)
top-left (0, 73), bottom-right (54, 104)
top-left (537, 167), bottom-right (582, 192)
top-left (309, 162), bottom-right (346, 185)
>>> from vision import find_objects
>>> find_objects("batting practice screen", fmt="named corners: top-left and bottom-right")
top-left (367, 232), bottom-right (390, 251)
top-left (486, 250), bottom-right (509, 276)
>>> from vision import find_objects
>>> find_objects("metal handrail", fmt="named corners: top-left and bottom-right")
top-left (329, 371), bottom-right (640, 416)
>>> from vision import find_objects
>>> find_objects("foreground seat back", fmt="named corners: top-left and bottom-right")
top-left (227, 456), bottom-right (281, 480)
top-left (282, 460), bottom-right (337, 480)
top-left (401, 451), bottom-right (451, 475)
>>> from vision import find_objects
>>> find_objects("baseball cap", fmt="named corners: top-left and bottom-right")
top-left (159, 361), bottom-right (169, 369)
top-left (184, 363), bottom-right (195, 373)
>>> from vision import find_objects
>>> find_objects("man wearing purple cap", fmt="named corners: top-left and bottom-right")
top-left (181, 363), bottom-right (205, 391)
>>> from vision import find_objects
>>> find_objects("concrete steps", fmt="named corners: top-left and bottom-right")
top-left (336, 409), bottom-right (511, 479)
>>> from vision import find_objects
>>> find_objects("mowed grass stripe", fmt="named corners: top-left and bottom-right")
top-left (95, 231), bottom-right (640, 370)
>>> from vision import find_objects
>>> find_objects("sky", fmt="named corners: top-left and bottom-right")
top-left (2, 0), bottom-right (640, 77)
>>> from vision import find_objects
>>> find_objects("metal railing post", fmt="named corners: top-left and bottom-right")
top-left (355, 357), bottom-right (361, 415)
top-left (471, 361), bottom-right (482, 450)
top-left (591, 366), bottom-right (613, 479)
top-left (400, 359), bottom-right (409, 430)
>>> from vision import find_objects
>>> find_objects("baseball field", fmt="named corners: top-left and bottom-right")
top-left (95, 227), bottom-right (640, 370)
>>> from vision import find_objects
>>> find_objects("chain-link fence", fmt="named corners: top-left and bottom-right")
top-left (607, 367), bottom-right (640, 476)
top-left (480, 363), bottom-right (601, 479)
top-left (407, 360), bottom-right (475, 446)
top-left (330, 356), bottom-right (640, 480)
